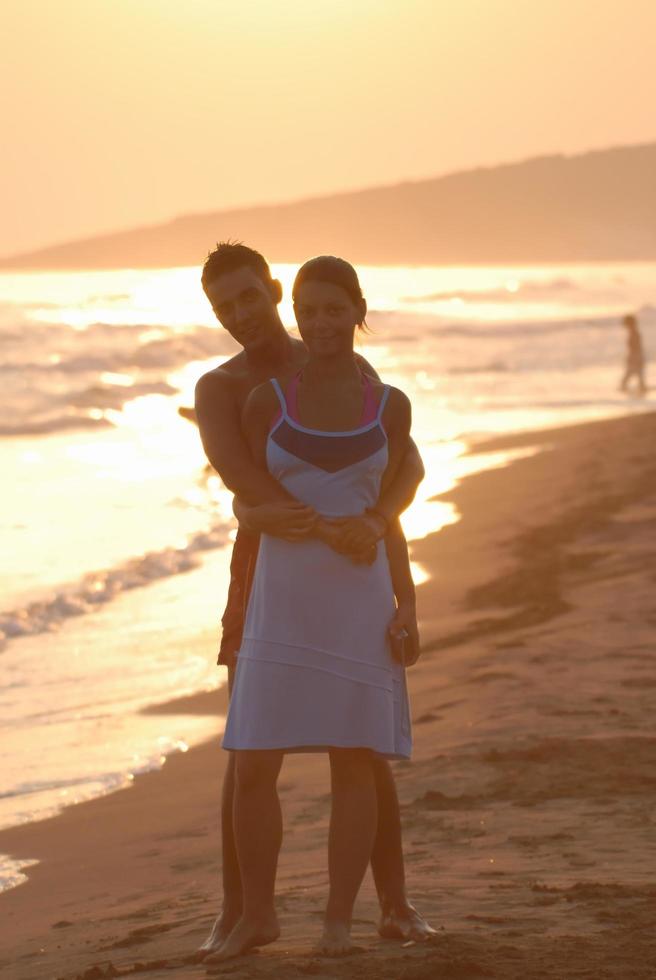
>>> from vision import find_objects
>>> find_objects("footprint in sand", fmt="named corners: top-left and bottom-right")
top-left (98, 921), bottom-right (175, 950)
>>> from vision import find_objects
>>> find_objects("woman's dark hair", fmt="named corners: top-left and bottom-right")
top-left (292, 256), bottom-right (366, 324)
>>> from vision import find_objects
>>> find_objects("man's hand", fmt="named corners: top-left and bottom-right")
top-left (244, 501), bottom-right (317, 540)
top-left (388, 601), bottom-right (420, 666)
top-left (328, 512), bottom-right (388, 554)
top-left (315, 519), bottom-right (377, 565)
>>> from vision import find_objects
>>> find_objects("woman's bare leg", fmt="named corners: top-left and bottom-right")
top-left (206, 749), bottom-right (283, 962)
top-left (370, 757), bottom-right (437, 940)
top-left (320, 748), bottom-right (377, 954)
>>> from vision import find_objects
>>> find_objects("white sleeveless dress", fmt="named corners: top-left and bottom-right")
top-left (222, 377), bottom-right (411, 760)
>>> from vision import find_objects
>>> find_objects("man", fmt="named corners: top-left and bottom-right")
top-left (193, 242), bottom-right (434, 960)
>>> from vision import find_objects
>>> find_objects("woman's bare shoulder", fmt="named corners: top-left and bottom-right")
top-left (380, 385), bottom-right (411, 431)
top-left (370, 382), bottom-right (411, 412)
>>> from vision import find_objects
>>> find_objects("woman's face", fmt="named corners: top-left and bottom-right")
top-left (293, 280), bottom-right (365, 358)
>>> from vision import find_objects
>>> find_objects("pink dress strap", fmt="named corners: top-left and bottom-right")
top-left (360, 373), bottom-right (379, 425)
top-left (279, 371), bottom-right (381, 427)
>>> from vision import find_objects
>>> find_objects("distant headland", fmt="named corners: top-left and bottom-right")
top-left (2, 143), bottom-right (656, 270)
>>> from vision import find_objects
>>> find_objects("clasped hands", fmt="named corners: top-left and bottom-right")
top-left (245, 501), bottom-right (387, 564)
top-left (244, 501), bottom-right (420, 664)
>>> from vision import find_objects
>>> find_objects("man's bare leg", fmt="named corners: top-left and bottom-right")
top-left (318, 748), bottom-right (378, 955)
top-left (194, 750), bottom-right (242, 958)
top-left (206, 749), bottom-right (283, 962)
top-left (370, 757), bottom-right (437, 941)
top-left (194, 667), bottom-right (242, 960)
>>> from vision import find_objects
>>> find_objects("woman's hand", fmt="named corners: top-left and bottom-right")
top-left (388, 601), bottom-right (420, 666)
top-left (242, 501), bottom-right (318, 540)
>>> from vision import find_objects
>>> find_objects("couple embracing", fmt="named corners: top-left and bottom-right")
top-left (193, 243), bottom-right (434, 962)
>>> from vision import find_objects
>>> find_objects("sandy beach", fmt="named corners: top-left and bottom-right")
top-left (1, 410), bottom-right (656, 980)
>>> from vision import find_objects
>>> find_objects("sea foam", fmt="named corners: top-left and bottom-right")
top-left (0, 522), bottom-right (231, 651)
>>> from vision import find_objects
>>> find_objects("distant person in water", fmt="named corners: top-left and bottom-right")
top-left (620, 313), bottom-right (647, 396)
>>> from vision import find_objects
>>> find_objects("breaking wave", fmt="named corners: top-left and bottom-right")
top-left (0, 315), bottom-right (234, 436)
top-left (0, 521), bottom-right (232, 653)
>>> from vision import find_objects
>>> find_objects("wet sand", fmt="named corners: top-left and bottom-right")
top-left (1, 411), bottom-right (656, 980)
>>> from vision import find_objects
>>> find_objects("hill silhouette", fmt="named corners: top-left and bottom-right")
top-left (2, 143), bottom-right (656, 270)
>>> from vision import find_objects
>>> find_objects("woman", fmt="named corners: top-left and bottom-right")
top-left (216, 256), bottom-right (419, 960)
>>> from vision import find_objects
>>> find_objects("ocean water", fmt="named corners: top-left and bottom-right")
top-left (1, 261), bottom-right (654, 890)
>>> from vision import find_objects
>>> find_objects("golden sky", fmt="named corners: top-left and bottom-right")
top-left (2, 0), bottom-right (654, 256)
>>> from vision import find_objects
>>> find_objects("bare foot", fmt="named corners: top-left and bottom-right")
top-left (378, 903), bottom-right (438, 942)
top-left (192, 910), bottom-right (241, 962)
top-left (204, 911), bottom-right (280, 963)
top-left (316, 919), bottom-right (356, 957)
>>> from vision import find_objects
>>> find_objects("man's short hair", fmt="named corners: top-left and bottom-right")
top-left (201, 241), bottom-right (273, 292)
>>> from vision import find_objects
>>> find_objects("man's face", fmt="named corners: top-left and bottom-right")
top-left (205, 265), bottom-right (280, 351)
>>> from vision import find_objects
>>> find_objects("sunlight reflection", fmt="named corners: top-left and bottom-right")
top-left (399, 440), bottom-right (466, 541)
top-left (100, 371), bottom-right (135, 387)
top-left (167, 359), bottom-right (214, 405)
top-left (401, 498), bottom-right (458, 541)
top-left (401, 440), bottom-right (539, 552)
top-left (107, 394), bottom-right (176, 430)
top-left (66, 394), bottom-right (206, 484)
top-left (179, 486), bottom-right (207, 508)
top-left (415, 370), bottom-right (436, 390)
top-left (409, 561), bottom-right (430, 587)
top-left (30, 268), bottom-right (213, 328)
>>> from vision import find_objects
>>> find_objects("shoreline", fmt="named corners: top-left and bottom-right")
top-left (1, 410), bottom-right (656, 978)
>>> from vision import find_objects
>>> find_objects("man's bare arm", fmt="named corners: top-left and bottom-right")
top-left (375, 440), bottom-right (424, 524)
top-left (356, 354), bottom-right (424, 521)
top-left (232, 496), bottom-right (317, 540)
top-left (196, 360), bottom-right (421, 552)
top-left (194, 370), bottom-right (292, 506)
